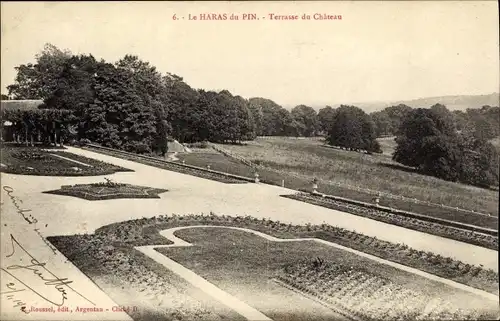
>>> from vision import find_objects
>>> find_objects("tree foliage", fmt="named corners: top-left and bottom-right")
top-left (317, 106), bottom-right (337, 134)
top-left (1, 108), bottom-right (76, 144)
top-left (290, 105), bottom-right (319, 137)
top-left (248, 97), bottom-right (296, 136)
top-left (370, 104), bottom-right (412, 137)
top-left (7, 44), bottom-right (72, 100)
top-left (394, 105), bottom-right (498, 187)
top-left (326, 105), bottom-right (381, 153)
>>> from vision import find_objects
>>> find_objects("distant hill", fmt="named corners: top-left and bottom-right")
top-left (304, 93), bottom-right (500, 113)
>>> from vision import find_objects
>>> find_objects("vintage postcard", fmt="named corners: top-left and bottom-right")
top-left (1, 1), bottom-right (499, 321)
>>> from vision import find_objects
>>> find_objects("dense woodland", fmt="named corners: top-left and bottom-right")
top-left (2, 44), bottom-right (499, 187)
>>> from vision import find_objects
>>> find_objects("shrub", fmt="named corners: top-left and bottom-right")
top-left (187, 141), bottom-right (209, 149)
top-left (79, 138), bottom-right (92, 146)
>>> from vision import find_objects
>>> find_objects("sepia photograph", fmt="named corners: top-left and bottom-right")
top-left (0, 1), bottom-right (499, 320)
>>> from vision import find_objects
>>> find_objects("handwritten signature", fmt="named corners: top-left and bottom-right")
top-left (1, 234), bottom-right (95, 312)
top-left (2, 185), bottom-right (58, 254)
top-left (2, 186), bottom-right (37, 224)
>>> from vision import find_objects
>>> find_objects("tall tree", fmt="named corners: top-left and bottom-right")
top-left (371, 110), bottom-right (392, 137)
top-left (317, 106), bottom-right (337, 134)
top-left (394, 106), bottom-right (498, 186)
top-left (83, 63), bottom-right (156, 152)
top-left (327, 105), bottom-right (381, 153)
top-left (291, 105), bottom-right (319, 137)
top-left (7, 43), bottom-right (72, 99)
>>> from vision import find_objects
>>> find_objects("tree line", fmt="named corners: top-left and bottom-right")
top-left (2, 44), bottom-right (498, 187)
top-left (370, 103), bottom-right (499, 140)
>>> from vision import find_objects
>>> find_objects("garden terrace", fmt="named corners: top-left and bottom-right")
top-left (48, 215), bottom-right (498, 321)
top-left (83, 144), bottom-right (251, 184)
top-left (0, 145), bottom-right (133, 176)
top-left (50, 214), bottom-right (498, 293)
top-left (44, 179), bottom-right (167, 200)
top-left (283, 193), bottom-right (497, 249)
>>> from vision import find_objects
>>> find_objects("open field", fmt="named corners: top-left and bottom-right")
top-left (0, 145), bottom-right (133, 176)
top-left (212, 137), bottom-right (499, 217)
top-left (376, 136), bottom-right (398, 156)
top-left (48, 215), bottom-right (498, 320)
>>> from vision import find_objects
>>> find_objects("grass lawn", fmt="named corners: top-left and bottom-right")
top-left (177, 152), bottom-right (254, 178)
top-left (213, 137), bottom-right (499, 217)
top-left (377, 136), bottom-right (398, 156)
top-left (0, 145), bottom-right (132, 176)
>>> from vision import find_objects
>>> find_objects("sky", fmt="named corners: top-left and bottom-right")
top-left (1, 1), bottom-right (499, 107)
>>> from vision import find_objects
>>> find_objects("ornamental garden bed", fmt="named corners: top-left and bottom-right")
top-left (283, 193), bottom-right (498, 250)
top-left (275, 259), bottom-right (486, 320)
top-left (44, 179), bottom-right (167, 200)
top-left (48, 214), bottom-right (498, 321)
top-left (0, 146), bottom-right (133, 176)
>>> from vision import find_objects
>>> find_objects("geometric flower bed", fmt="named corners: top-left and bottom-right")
top-left (48, 214), bottom-right (498, 321)
top-left (276, 259), bottom-right (487, 320)
top-left (0, 146), bottom-right (133, 176)
top-left (51, 214), bottom-right (498, 294)
top-left (44, 178), bottom-right (167, 200)
top-left (284, 193), bottom-right (498, 250)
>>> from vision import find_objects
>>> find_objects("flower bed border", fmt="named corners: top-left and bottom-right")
top-left (282, 193), bottom-right (497, 250)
